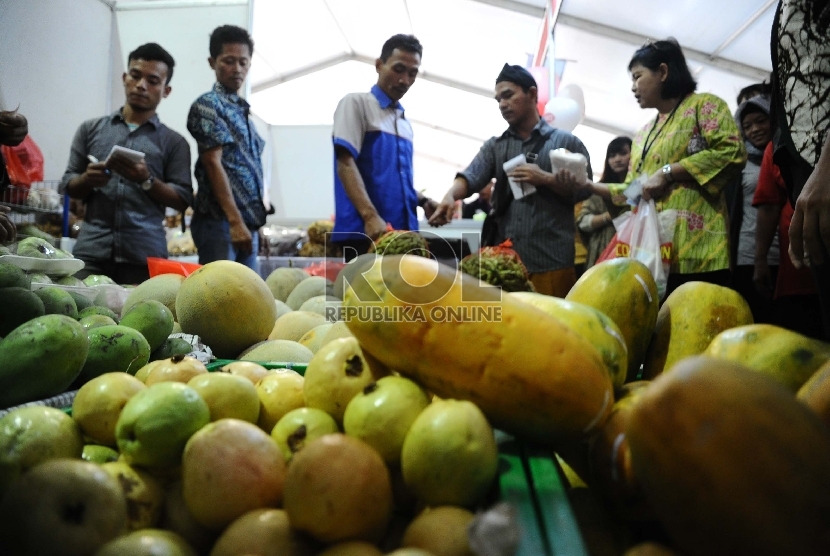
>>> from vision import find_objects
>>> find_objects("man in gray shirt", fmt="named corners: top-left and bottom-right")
top-left (61, 43), bottom-right (192, 284)
top-left (430, 64), bottom-right (591, 297)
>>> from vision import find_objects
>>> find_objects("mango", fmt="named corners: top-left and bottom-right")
top-left (74, 324), bottom-right (151, 386)
top-left (121, 273), bottom-right (184, 320)
top-left (0, 287), bottom-right (45, 336)
top-left (0, 263), bottom-right (30, 289)
top-left (34, 286), bottom-right (78, 319)
top-left (797, 360), bottom-right (830, 428)
top-left (642, 282), bottom-right (753, 379)
top-left (0, 314), bottom-right (89, 407)
top-left (119, 299), bottom-right (174, 352)
top-left (705, 324), bottom-right (830, 392)
top-left (151, 337), bottom-right (193, 361)
top-left (78, 305), bottom-right (119, 322)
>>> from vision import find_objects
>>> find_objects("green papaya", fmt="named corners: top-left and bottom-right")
top-left (0, 315), bottom-right (89, 408)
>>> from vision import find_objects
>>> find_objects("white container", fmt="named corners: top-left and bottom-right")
top-left (59, 237), bottom-right (76, 254)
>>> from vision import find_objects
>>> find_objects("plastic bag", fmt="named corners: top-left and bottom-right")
top-left (597, 199), bottom-right (677, 300)
top-left (147, 256), bottom-right (202, 278)
top-left (1, 135), bottom-right (44, 186)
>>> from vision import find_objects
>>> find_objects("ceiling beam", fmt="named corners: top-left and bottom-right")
top-left (710, 0), bottom-right (777, 58)
top-left (251, 53), bottom-right (353, 94)
top-left (254, 52), bottom-right (634, 137)
top-left (465, 0), bottom-right (544, 18)
top-left (557, 14), bottom-right (770, 81)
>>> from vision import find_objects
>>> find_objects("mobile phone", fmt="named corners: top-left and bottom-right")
top-left (525, 153), bottom-right (538, 163)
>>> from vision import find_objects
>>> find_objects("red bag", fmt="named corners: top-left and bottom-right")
top-left (147, 257), bottom-right (202, 278)
top-left (2, 135), bottom-right (44, 205)
top-left (2, 135), bottom-right (44, 185)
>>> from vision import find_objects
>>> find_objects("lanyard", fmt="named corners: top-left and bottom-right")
top-left (636, 100), bottom-right (682, 173)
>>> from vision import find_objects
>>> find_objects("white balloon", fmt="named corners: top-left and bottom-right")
top-left (557, 84), bottom-right (586, 118)
top-left (543, 97), bottom-right (581, 132)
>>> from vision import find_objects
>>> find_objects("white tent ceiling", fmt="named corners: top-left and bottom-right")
top-left (116, 0), bottom-right (777, 201)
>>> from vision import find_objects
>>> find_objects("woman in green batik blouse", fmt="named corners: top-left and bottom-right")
top-left (591, 38), bottom-right (747, 298)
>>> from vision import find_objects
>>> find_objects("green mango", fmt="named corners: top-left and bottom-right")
top-left (119, 300), bottom-right (174, 353)
top-left (0, 263), bottom-right (30, 289)
top-left (33, 286), bottom-right (78, 319)
top-left (0, 315), bottom-right (89, 407)
top-left (73, 325), bottom-right (150, 387)
top-left (0, 287), bottom-right (45, 337)
top-left (150, 337), bottom-right (193, 361)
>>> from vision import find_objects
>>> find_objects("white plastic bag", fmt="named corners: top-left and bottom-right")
top-left (597, 199), bottom-right (677, 300)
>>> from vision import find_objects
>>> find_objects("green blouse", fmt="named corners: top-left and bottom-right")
top-left (608, 93), bottom-right (746, 274)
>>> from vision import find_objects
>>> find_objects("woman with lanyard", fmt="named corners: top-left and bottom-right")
top-left (592, 38), bottom-right (746, 298)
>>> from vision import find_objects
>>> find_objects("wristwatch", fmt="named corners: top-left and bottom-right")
top-left (141, 174), bottom-right (155, 191)
top-left (661, 164), bottom-right (673, 183)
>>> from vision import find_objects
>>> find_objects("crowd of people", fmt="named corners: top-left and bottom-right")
top-left (1, 1), bottom-right (827, 341)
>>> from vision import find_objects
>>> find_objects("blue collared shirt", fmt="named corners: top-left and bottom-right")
top-left (332, 85), bottom-right (418, 239)
top-left (60, 110), bottom-right (192, 265)
top-left (187, 82), bottom-right (267, 229)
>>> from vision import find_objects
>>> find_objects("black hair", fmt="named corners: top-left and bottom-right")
top-left (628, 38), bottom-right (697, 99)
top-left (600, 136), bottom-right (633, 183)
top-left (128, 43), bottom-right (175, 84)
top-left (737, 81), bottom-right (772, 105)
top-left (380, 34), bottom-right (423, 62)
top-left (209, 25), bottom-right (254, 59)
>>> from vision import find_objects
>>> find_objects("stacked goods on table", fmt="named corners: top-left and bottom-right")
top-left (0, 250), bottom-right (829, 555)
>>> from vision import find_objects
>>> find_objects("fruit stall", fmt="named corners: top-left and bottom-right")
top-left (0, 228), bottom-right (829, 556)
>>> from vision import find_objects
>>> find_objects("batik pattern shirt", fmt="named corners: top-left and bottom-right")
top-left (188, 82), bottom-right (267, 229)
top-left (776, 0), bottom-right (830, 168)
top-left (608, 93), bottom-right (746, 274)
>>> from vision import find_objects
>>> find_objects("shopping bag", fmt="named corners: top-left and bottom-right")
top-left (596, 199), bottom-right (677, 299)
top-left (147, 257), bottom-right (202, 278)
top-left (1, 135), bottom-right (44, 186)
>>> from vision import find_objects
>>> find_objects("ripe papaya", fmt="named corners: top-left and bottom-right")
top-left (566, 259), bottom-right (659, 382)
top-left (511, 291), bottom-right (628, 389)
top-left (587, 380), bottom-right (652, 521)
top-left (797, 360), bottom-right (830, 428)
top-left (705, 324), bottom-right (830, 392)
top-left (642, 282), bottom-right (752, 379)
top-left (343, 255), bottom-right (613, 444)
top-left (627, 356), bottom-right (830, 556)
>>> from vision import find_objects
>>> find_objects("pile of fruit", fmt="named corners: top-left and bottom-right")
top-left (1, 252), bottom-right (830, 555)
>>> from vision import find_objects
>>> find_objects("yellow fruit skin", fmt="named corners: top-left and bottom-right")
top-left (798, 360), bottom-right (830, 428)
top-left (72, 372), bottom-right (146, 446)
top-left (511, 291), bottom-right (628, 388)
top-left (567, 258), bottom-right (659, 382)
top-left (344, 255), bottom-right (613, 444)
top-left (101, 461), bottom-right (165, 531)
top-left (642, 281), bottom-right (753, 379)
top-left (705, 324), bottom-right (830, 392)
top-left (627, 356), bottom-right (830, 556)
top-left (176, 261), bottom-right (277, 359)
top-left (257, 370), bottom-right (306, 433)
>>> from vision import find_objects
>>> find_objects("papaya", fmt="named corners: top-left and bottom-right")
top-left (797, 360), bottom-right (830, 428)
top-left (176, 261), bottom-right (277, 359)
top-left (627, 356), bottom-right (830, 556)
top-left (566, 258), bottom-right (659, 382)
top-left (705, 324), bottom-right (830, 392)
top-left (0, 315), bottom-right (89, 408)
top-left (0, 287), bottom-right (45, 336)
top-left (641, 282), bottom-right (753, 379)
top-left (511, 291), bottom-right (628, 388)
top-left (587, 381), bottom-right (652, 521)
top-left (343, 255), bottom-right (613, 444)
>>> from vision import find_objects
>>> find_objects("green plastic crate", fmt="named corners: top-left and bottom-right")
top-left (206, 359), bottom-right (307, 375)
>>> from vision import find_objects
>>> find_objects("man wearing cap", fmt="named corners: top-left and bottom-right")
top-left (430, 64), bottom-right (592, 297)
top-left (331, 34), bottom-right (437, 258)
